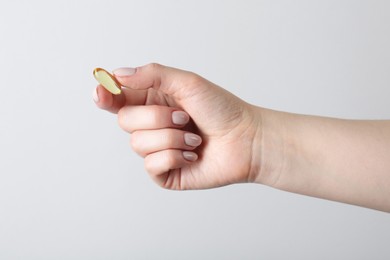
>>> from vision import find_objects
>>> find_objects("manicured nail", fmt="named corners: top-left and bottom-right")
top-left (93, 87), bottom-right (99, 103)
top-left (112, 67), bottom-right (136, 77)
top-left (184, 133), bottom-right (202, 147)
top-left (172, 111), bottom-right (189, 125)
top-left (183, 151), bottom-right (198, 162)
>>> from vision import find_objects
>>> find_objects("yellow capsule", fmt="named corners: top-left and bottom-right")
top-left (93, 68), bottom-right (122, 95)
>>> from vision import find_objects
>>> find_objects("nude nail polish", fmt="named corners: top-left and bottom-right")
top-left (113, 67), bottom-right (136, 77)
top-left (183, 151), bottom-right (198, 162)
top-left (184, 133), bottom-right (202, 147)
top-left (172, 111), bottom-right (189, 125)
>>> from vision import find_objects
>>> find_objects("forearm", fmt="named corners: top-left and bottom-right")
top-left (254, 107), bottom-right (390, 212)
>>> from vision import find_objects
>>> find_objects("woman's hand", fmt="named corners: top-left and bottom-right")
top-left (93, 63), bottom-right (264, 190)
top-left (94, 63), bottom-right (390, 212)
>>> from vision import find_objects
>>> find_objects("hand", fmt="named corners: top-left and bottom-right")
top-left (93, 63), bottom-right (263, 190)
top-left (93, 63), bottom-right (390, 211)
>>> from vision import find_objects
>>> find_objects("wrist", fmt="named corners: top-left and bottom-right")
top-left (248, 107), bottom-right (291, 187)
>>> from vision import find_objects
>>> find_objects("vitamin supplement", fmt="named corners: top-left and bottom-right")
top-left (93, 68), bottom-right (122, 95)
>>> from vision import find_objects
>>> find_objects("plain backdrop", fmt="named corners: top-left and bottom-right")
top-left (0, 0), bottom-right (389, 259)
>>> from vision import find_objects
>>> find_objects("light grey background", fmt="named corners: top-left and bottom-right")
top-left (0, 0), bottom-right (389, 259)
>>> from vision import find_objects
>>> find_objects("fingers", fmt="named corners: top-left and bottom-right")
top-left (93, 63), bottom-right (208, 189)
top-left (131, 129), bottom-right (202, 157)
top-left (113, 63), bottom-right (203, 99)
top-left (117, 103), bottom-right (201, 187)
top-left (118, 105), bottom-right (190, 133)
top-left (93, 85), bottom-right (125, 113)
top-left (93, 84), bottom-right (148, 114)
top-left (94, 63), bottom-right (208, 113)
top-left (145, 150), bottom-right (198, 188)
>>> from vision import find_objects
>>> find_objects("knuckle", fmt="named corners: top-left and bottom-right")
top-left (130, 131), bottom-right (141, 151)
top-left (117, 107), bottom-right (135, 133)
top-left (165, 130), bottom-right (179, 147)
top-left (117, 108), bottom-right (127, 130)
top-left (165, 150), bottom-right (179, 166)
top-left (186, 72), bottom-right (203, 85)
top-left (165, 129), bottom-right (175, 141)
top-left (144, 150), bottom-right (181, 177)
top-left (148, 106), bottom-right (165, 125)
top-left (144, 156), bottom-right (154, 174)
top-left (146, 62), bottom-right (162, 70)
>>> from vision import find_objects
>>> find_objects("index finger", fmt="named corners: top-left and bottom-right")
top-left (112, 63), bottom-right (202, 100)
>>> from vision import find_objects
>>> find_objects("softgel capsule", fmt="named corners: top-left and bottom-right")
top-left (93, 68), bottom-right (122, 95)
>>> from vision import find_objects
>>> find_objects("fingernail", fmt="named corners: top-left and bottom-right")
top-left (183, 151), bottom-right (198, 162)
top-left (172, 111), bottom-right (189, 125)
top-left (184, 133), bottom-right (202, 147)
top-left (112, 67), bottom-right (136, 77)
top-left (93, 87), bottom-right (99, 103)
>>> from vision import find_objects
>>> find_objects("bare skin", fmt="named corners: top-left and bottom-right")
top-left (93, 63), bottom-right (390, 212)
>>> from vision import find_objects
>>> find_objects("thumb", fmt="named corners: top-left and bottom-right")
top-left (112, 63), bottom-right (201, 99)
